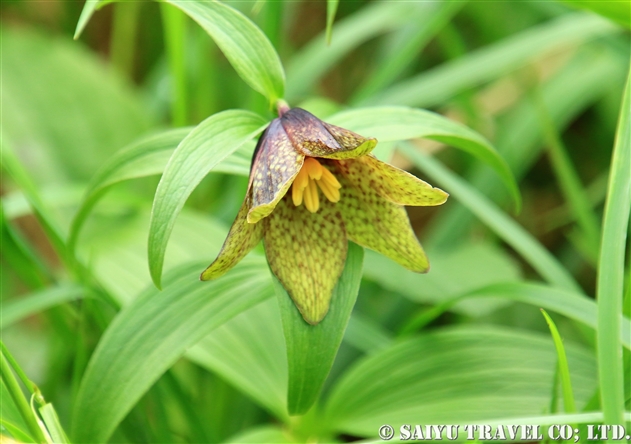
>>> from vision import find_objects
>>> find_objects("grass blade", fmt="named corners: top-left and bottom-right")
top-left (276, 242), bottom-right (363, 415)
top-left (541, 309), bottom-right (577, 413)
top-left (399, 143), bottom-right (581, 293)
top-left (1, 285), bottom-right (84, 329)
top-left (362, 13), bottom-right (617, 107)
top-left (148, 110), bottom-right (267, 288)
top-left (325, 0), bottom-right (339, 45)
top-left (71, 259), bottom-right (274, 443)
top-left (596, 64), bottom-right (630, 425)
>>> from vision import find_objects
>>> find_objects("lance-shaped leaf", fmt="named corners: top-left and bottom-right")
top-left (148, 110), bottom-right (267, 288)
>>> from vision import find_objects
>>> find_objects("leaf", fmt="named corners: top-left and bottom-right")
top-left (1, 285), bottom-right (84, 329)
top-left (2, 26), bottom-right (153, 182)
top-left (361, 13), bottom-right (618, 107)
top-left (408, 282), bottom-right (631, 350)
top-left (39, 403), bottom-right (70, 444)
top-left (285, 1), bottom-right (418, 99)
top-left (329, 106), bottom-right (521, 210)
top-left (69, 128), bottom-right (254, 256)
top-left (325, 0), bottom-right (339, 45)
top-left (71, 259), bottom-right (274, 444)
top-left (559, 0), bottom-right (630, 29)
top-left (399, 143), bottom-right (582, 293)
top-left (166, 0), bottom-right (285, 103)
top-left (324, 326), bottom-right (597, 437)
top-left (225, 425), bottom-right (296, 444)
top-left (185, 299), bottom-right (288, 421)
top-left (596, 65), bottom-right (631, 424)
top-left (148, 110), bottom-right (267, 288)
top-left (275, 242), bottom-right (363, 415)
top-left (363, 242), bottom-right (521, 317)
top-left (541, 309), bottom-right (577, 413)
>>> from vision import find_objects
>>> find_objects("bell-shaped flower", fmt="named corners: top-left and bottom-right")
top-left (201, 107), bottom-right (448, 324)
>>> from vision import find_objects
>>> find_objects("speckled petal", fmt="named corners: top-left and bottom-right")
top-left (201, 192), bottom-right (263, 280)
top-left (333, 160), bottom-right (430, 272)
top-left (281, 108), bottom-right (377, 160)
top-left (263, 194), bottom-right (347, 325)
top-left (248, 119), bottom-right (305, 224)
top-left (346, 155), bottom-right (449, 206)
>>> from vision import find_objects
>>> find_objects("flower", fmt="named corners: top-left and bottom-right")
top-left (201, 107), bottom-right (448, 325)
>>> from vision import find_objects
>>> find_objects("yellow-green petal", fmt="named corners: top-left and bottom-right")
top-left (263, 195), bottom-right (347, 325)
top-left (248, 119), bottom-right (305, 223)
top-left (281, 108), bottom-right (377, 160)
top-left (201, 193), bottom-right (263, 280)
top-left (343, 155), bottom-right (448, 206)
top-left (333, 160), bottom-right (430, 272)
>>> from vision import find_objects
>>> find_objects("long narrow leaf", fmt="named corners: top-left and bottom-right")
top-left (596, 65), bottom-right (630, 424)
top-left (362, 13), bottom-right (617, 107)
top-left (167, 0), bottom-right (285, 103)
top-left (72, 259), bottom-right (273, 443)
top-left (276, 242), bottom-right (363, 415)
top-left (399, 143), bottom-right (581, 293)
top-left (1, 285), bottom-right (84, 329)
top-left (148, 110), bottom-right (267, 288)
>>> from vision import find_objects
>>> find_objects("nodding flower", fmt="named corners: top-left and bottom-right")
top-left (201, 106), bottom-right (448, 325)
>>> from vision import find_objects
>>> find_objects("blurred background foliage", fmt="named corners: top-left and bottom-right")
top-left (1, 0), bottom-right (630, 442)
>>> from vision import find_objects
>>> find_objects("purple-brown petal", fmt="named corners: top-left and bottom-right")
top-left (281, 108), bottom-right (377, 160)
top-left (263, 194), bottom-right (347, 325)
top-left (248, 118), bottom-right (305, 223)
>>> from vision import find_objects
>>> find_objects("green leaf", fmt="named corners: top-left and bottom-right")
top-left (39, 402), bottom-right (70, 444)
top-left (361, 13), bottom-right (617, 108)
top-left (225, 425), bottom-right (296, 444)
top-left (329, 106), bottom-right (521, 211)
top-left (285, 2), bottom-right (418, 99)
top-left (71, 259), bottom-right (274, 444)
top-left (596, 64), bottom-right (631, 424)
top-left (363, 242), bottom-right (521, 317)
top-left (403, 282), bottom-right (631, 350)
top-left (399, 143), bottom-right (582, 293)
top-left (166, 0), bottom-right (285, 103)
top-left (1, 285), bottom-right (84, 329)
top-left (69, 128), bottom-right (254, 256)
top-left (541, 309), bottom-right (577, 414)
top-left (324, 326), bottom-right (597, 437)
top-left (559, 0), bottom-right (630, 29)
top-left (186, 299), bottom-right (288, 421)
top-left (74, 0), bottom-right (102, 39)
top-left (275, 242), bottom-right (363, 415)
top-left (325, 0), bottom-right (339, 45)
top-left (148, 110), bottom-right (267, 288)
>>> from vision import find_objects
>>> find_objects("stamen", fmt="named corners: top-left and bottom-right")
top-left (304, 157), bottom-right (323, 180)
top-left (316, 179), bottom-right (340, 203)
top-left (304, 179), bottom-right (319, 213)
top-left (291, 157), bottom-right (341, 212)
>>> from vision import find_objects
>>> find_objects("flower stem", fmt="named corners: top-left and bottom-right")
top-left (276, 99), bottom-right (290, 117)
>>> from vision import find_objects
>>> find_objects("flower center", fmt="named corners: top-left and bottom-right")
top-left (291, 157), bottom-right (341, 213)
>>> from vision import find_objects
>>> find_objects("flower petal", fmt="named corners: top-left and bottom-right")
top-left (248, 119), bottom-right (305, 223)
top-left (343, 155), bottom-right (448, 206)
top-left (333, 161), bottom-right (430, 272)
top-left (263, 195), bottom-right (347, 325)
top-left (201, 192), bottom-right (263, 280)
top-left (281, 108), bottom-right (377, 160)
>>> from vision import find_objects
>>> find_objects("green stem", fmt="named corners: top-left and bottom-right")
top-left (0, 342), bottom-right (35, 395)
top-left (0, 352), bottom-right (47, 443)
top-left (161, 2), bottom-right (188, 126)
top-left (110, 1), bottom-right (141, 77)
